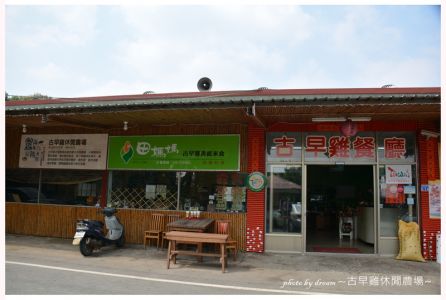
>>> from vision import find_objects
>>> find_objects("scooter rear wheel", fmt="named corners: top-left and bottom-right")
top-left (116, 230), bottom-right (125, 248)
top-left (80, 237), bottom-right (94, 256)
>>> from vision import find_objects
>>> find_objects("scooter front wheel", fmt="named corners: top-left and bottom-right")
top-left (80, 237), bottom-right (94, 256)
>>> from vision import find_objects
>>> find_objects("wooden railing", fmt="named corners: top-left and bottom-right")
top-left (5, 203), bottom-right (246, 251)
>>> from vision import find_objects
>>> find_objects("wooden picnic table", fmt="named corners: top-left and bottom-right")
top-left (165, 231), bottom-right (229, 273)
top-left (167, 218), bottom-right (214, 233)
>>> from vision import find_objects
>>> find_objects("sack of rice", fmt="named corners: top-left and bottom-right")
top-left (396, 220), bottom-right (426, 262)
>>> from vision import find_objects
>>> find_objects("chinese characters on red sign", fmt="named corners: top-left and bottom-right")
top-left (271, 134), bottom-right (408, 161)
top-left (384, 137), bottom-right (406, 159)
top-left (305, 135), bottom-right (377, 159)
top-left (328, 136), bottom-right (350, 158)
top-left (304, 135), bottom-right (407, 160)
top-left (273, 136), bottom-right (296, 157)
top-left (305, 136), bottom-right (327, 157)
top-left (353, 137), bottom-right (376, 158)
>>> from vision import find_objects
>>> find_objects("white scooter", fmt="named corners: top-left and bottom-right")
top-left (73, 207), bottom-right (125, 256)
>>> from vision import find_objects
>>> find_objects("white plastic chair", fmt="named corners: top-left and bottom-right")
top-left (339, 216), bottom-right (354, 240)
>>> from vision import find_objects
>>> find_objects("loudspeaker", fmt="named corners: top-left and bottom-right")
top-left (197, 77), bottom-right (212, 92)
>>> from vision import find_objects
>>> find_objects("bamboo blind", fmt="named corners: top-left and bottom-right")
top-left (5, 203), bottom-right (246, 251)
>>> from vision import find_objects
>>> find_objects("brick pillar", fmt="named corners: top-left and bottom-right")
top-left (417, 132), bottom-right (441, 260)
top-left (246, 124), bottom-right (266, 252)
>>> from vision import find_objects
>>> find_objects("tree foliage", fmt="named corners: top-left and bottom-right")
top-left (6, 92), bottom-right (51, 101)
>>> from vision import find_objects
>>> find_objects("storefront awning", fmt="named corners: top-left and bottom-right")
top-left (5, 87), bottom-right (441, 130)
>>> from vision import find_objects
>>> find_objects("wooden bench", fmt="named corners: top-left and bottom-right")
top-left (165, 231), bottom-right (229, 273)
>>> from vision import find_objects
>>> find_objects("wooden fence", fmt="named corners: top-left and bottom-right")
top-left (5, 203), bottom-right (246, 251)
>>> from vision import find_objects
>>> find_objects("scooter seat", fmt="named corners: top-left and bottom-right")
top-left (90, 220), bottom-right (104, 227)
top-left (102, 207), bottom-right (117, 217)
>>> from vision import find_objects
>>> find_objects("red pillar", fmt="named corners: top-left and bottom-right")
top-left (100, 171), bottom-right (109, 208)
top-left (417, 132), bottom-right (441, 260)
top-left (246, 124), bottom-right (266, 252)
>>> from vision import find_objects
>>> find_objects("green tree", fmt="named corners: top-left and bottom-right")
top-left (6, 93), bottom-right (51, 101)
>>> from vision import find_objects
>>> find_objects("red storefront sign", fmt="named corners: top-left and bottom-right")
top-left (305, 135), bottom-right (376, 159)
top-left (384, 137), bottom-right (406, 159)
top-left (273, 135), bottom-right (296, 157)
top-left (328, 136), bottom-right (350, 158)
top-left (305, 136), bottom-right (327, 157)
top-left (352, 136), bottom-right (375, 158)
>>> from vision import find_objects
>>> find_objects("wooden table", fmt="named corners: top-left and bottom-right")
top-left (165, 231), bottom-right (229, 273)
top-left (167, 218), bottom-right (214, 233)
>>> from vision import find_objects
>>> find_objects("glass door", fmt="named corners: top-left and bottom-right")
top-left (265, 165), bottom-right (303, 252)
top-left (304, 164), bottom-right (376, 254)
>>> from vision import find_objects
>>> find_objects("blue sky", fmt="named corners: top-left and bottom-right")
top-left (5, 5), bottom-right (441, 98)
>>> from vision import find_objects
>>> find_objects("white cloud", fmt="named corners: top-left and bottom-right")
top-left (112, 38), bottom-right (286, 92)
top-left (12, 6), bottom-right (98, 47)
top-left (359, 58), bottom-right (439, 87)
top-left (111, 6), bottom-right (315, 92)
top-left (26, 62), bottom-right (65, 81)
top-left (210, 6), bottom-right (314, 45)
top-left (6, 6), bottom-right (440, 97)
top-left (282, 59), bottom-right (342, 89)
top-left (332, 6), bottom-right (401, 58)
top-left (119, 5), bottom-right (314, 46)
top-left (76, 79), bottom-right (152, 97)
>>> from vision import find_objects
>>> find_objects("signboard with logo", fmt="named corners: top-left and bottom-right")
top-left (107, 135), bottom-right (240, 171)
top-left (19, 134), bottom-right (108, 170)
top-left (385, 165), bottom-right (412, 184)
top-left (246, 172), bottom-right (267, 192)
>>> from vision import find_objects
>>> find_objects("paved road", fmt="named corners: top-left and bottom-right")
top-left (5, 235), bottom-right (441, 295)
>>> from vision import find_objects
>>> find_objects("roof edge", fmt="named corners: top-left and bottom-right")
top-left (5, 87), bottom-right (441, 108)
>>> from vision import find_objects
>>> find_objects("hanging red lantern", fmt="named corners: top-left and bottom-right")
top-left (340, 118), bottom-right (358, 137)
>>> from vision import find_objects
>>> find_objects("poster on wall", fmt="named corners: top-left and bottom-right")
top-left (215, 186), bottom-right (227, 211)
top-left (215, 186), bottom-right (246, 212)
top-left (230, 187), bottom-right (246, 211)
top-left (385, 165), bottom-right (412, 184)
top-left (108, 135), bottom-right (240, 171)
top-left (19, 134), bottom-right (108, 170)
top-left (429, 180), bottom-right (441, 219)
top-left (385, 184), bottom-right (405, 204)
top-left (145, 185), bottom-right (156, 199)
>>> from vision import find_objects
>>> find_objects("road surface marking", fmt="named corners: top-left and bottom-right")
top-left (6, 260), bottom-right (329, 295)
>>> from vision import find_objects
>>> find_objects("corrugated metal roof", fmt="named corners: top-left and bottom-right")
top-left (5, 87), bottom-right (441, 114)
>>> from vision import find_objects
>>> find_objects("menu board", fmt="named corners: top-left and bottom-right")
top-left (19, 134), bottom-right (108, 170)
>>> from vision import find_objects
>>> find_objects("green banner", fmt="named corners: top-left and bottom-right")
top-left (108, 135), bottom-right (240, 171)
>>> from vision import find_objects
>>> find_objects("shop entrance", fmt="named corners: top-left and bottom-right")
top-left (306, 165), bottom-right (375, 254)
